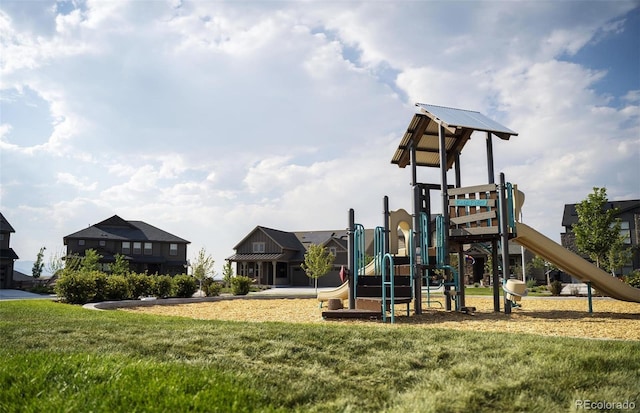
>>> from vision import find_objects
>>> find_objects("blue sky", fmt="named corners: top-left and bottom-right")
top-left (1, 0), bottom-right (638, 276)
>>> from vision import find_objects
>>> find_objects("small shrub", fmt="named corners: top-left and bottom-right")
top-left (526, 278), bottom-right (537, 289)
top-left (55, 271), bottom-right (97, 304)
top-left (623, 270), bottom-right (640, 288)
top-left (152, 275), bottom-right (173, 298)
top-left (104, 275), bottom-right (129, 300)
top-left (473, 282), bottom-right (480, 288)
top-left (549, 280), bottom-right (563, 296)
top-left (28, 284), bottom-right (54, 295)
top-left (173, 274), bottom-right (197, 298)
top-left (127, 273), bottom-right (152, 299)
top-left (231, 276), bottom-right (253, 296)
top-left (202, 278), bottom-right (222, 297)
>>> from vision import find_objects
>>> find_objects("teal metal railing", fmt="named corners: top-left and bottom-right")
top-left (381, 253), bottom-right (395, 323)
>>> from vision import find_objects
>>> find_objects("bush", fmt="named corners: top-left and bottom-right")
top-left (28, 284), bottom-right (54, 295)
top-left (526, 278), bottom-right (537, 289)
top-left (623, 270), bottom-right (640, 288)
top-left (92, 272), bottom-right (109, 302)
top-left (104, 275), bottom-right (129, 300)
top-left (152, 275), bottom-right (173, 298)
top-left (127, 273), bottom-right (152, 299)
top-left (231, 276), bottom-right (253, 296)
top-left (549, 280), bottom-right (563, 296)
top-left (55, 271), bottom-right (97, 304)
top-left (173, 274), bottom-right (197, 298)
top-left (202, 278), bottom-right (221, 297)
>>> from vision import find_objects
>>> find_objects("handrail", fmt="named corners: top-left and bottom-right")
top-left (374, 226), bottom-right (385, 275)
top-left (381, 253), bottom-right (395, 323)
top-left (353, 223), bottom-right (365, 299)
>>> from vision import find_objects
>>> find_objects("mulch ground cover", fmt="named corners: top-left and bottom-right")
top-left (121, 296), bottom-right (640, 340)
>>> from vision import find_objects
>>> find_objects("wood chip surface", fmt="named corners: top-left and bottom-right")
top-left (121, 296), bottom-right (640, 340)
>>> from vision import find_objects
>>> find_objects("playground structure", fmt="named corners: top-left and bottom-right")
top-left (320, 103), bottom-right (640, 322)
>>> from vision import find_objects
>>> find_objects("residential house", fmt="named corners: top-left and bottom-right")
top-left (64, 215), bottom-right (190, 275)
top-left (0, 212), bottom-right (19, 289)
top-left (227, 226), bottom-right (374, 287)
top-left (561, 199), bottom-right (640, 276)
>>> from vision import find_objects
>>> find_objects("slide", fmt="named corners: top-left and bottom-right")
top-left (317, 260), bottom-right (377, 303)
top-left (513, 222), bottom-right (640, 303)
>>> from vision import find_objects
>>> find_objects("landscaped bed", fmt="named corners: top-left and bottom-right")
top-left (121, 296), bottom-right (640, 341)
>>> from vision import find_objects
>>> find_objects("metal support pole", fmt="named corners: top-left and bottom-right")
top-left (438, 122), bottom-right (451, 310)
top-left (491, 240), bottom-right (500, 312)
top-left (486, 132), bottom-right (495, 184)
top-left (383, 196), bottom-right (390, 255)
top-left (454, 152), bottom-right (465, 309)
top-left (348, 208), bottom-right (355, 310)
top-left (587, 282), bottom-right (593, 313)
top-left (410, 139), bottom-right (423, 315)
top-left (499, 173), bottom-right (511, 314)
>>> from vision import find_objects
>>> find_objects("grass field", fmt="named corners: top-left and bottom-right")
top-left (1, 300), bottom-right (639, 412)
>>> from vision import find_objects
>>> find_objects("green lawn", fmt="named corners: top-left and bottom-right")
top-left (1, 300), bottom-right (638, 412)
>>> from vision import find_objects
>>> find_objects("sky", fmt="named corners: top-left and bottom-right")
top-left (1, 0), bottom-right (639, 277)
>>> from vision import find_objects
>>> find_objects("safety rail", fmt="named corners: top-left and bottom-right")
top-left (448, 183), bottom-right (517, 239)
top-left (353, 223), bottom-right (365, 300)
top-left (381, 253), bottom-right (395, 323)
top-left (374, 226), bottom-right (385, 275)
top-left (420, 212), bottom-right (442, 308)
top-left (435, 215), bottom-right (461, 311)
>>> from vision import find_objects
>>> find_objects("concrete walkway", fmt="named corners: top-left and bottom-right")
top-left (0, 289), bottom-right (57, 300)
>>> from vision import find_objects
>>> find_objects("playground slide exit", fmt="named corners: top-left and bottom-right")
top-left (513, 222), bottom-right (640, 303)
top-left (317, 260), bottom-right (377, 303)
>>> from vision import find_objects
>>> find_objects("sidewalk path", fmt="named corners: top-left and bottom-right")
top-left (0, 289), bottom-right (57, 300)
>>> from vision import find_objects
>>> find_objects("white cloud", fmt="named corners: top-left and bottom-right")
top-left (1, 0), bottom-right (638, 275)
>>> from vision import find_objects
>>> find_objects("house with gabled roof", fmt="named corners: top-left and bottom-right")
top-left (227, 226), bottom-right (374, 287)
top-left (63, 215), bottom-right (190, 276)
top-left (0, 212), bottom-right (19, 289)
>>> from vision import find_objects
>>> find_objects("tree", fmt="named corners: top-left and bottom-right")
top-left (573, 187), bottom-right (623, 271)
top-left (301, 244), bottom-right (335, 292)
top-left (604, 233), bottom-right (633, 276)
top-left (32, 247), bottom-right (46, 279)
top-left (222, 260), bottom-right (234, 288)
top-left (191, 247), bottom-right (215, 294)
top-left (81, 249), bottom-right (103, 272)
top-left (527, 255), bottom-right (558, 285)
top-left (111, 253), bottom-right (130, 276)
top-left (46, 249), bottom-right (65, 277)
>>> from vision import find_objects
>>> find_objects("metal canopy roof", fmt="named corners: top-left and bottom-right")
top-left (391, 103), bottom-right (518, 169)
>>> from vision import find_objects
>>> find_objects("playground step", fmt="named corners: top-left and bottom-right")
top-left (357, 275), bottom-right (411, 286)
top-left (356, 285), bottom-right (413, 298)
top-left (356, 297), bottom-right (413, 312)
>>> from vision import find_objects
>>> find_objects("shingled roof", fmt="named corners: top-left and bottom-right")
top-left (0, 212), bottom-right (16, 233)
top-left (63, 215), bottom-right (190, 244)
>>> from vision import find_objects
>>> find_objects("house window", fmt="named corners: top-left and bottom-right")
top-left (144, 242), bottom-right (152, 255)
top-left (78, 239), bottom-right (85, 246)
top-left (329, 247), bottom-right (337, 256)
top-left (122, 242), bottom-right (130, 254)
top-left (0, 234), bottom-right (4, 240)
top-left (620, 221), bottom-right (631, 244)
top-left (252, 242), bottom-right (265, 253)
top-left (133, 242), bottom-right (142, 254)
top-left (169, 243), bottom-right (178, 256)
top-left (99, 240), bottom-right (106, 247)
